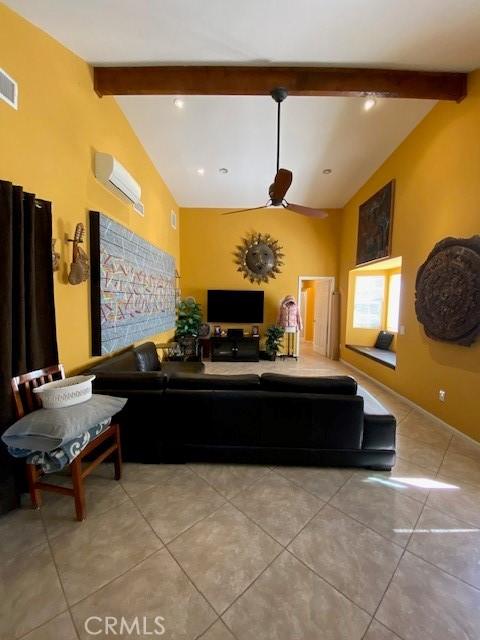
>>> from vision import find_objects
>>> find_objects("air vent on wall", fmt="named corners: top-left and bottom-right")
top-left (0, 68), bottom-right (18, 109)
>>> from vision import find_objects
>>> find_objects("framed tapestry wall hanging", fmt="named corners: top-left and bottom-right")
top-left (90, 211), bottom-right (176, 355)
top-left (356, 180), bottom-right (395, 266)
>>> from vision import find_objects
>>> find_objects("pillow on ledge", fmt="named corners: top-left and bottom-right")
top-left (168, 372), bottom-right (261, 390)
top-left (374, 331), bottom-right (394, 350)
top-left (260, 373), bottom-right (358, 395)
top-left (1, 394), bottom-right (127, 452)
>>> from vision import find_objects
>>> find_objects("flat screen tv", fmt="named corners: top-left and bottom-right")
top-left (207, 290), bottom-right (264, 323)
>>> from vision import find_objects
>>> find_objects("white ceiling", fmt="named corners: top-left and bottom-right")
top-left (117, 94), bottom-right (434, 208)
top-left (6, 0), bottom-right (480, 70)
top-left (6, 0), bottom-right (480, 207)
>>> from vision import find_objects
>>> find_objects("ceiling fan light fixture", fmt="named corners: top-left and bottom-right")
top-left (364, 97), bottom-right (377, 111)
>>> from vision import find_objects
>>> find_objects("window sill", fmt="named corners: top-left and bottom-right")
top-left (346, 344), bottom-right (396, 370)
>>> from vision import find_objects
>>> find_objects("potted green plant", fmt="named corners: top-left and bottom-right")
top-left (265, 325), bottom-right (285, 360)
top-left (174, 297), bottom-right (203, 359)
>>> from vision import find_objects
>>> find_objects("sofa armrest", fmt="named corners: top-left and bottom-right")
top-left (92, 371), bottom-right (168, 391)
top-left (362, 414), bottom-right (396, 451)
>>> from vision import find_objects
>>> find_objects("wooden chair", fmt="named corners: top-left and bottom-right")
top-left (11, 364), bottom-right (122, 521)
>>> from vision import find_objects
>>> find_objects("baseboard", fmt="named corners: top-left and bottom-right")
top-left (340, 358), bottom-right (480, 451)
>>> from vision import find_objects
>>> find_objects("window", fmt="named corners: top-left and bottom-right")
top-left (387, 273), bottom-right (401, 332)
top-left (353, 275), bottom-right (385, 329)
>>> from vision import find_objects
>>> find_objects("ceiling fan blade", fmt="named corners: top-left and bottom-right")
top-left (222, 205), bottom-right (269, 216)
top-left (285, 203), bottom-right (329, 218)
top-left (269, 168), bottom-right (292, 201)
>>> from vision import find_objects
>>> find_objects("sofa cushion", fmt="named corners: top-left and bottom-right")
top-left (168, 373), bottom-right (260, 390)
top-left (88, 350), bottom-right (137, 374)
top-left (93, 372), bottom-right (168, 391)
top-left (261, 392), bottom-right (364, 449)
top-left (160, 361), bottom-right (205, 375)
top-left (134, 342), bottom-right (161, 372)
top-left (260, 373), bottom-right (357, 395)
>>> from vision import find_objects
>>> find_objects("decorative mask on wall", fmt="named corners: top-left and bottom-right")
top-left (415, 235), bottom-right (480, 346)
top-left (234, 232), bottom-right (284, 284)
top-left (68, 223), bottom-right (90, 285)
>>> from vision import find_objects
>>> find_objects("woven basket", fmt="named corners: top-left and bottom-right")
top-left (32, 375), bottom-right (96, 409)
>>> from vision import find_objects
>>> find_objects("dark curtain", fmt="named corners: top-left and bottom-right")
top-left (0, 180), bottom-right (58, 514)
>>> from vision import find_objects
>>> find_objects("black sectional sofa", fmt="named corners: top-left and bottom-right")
top-left (85, 342), bottom-right (396, 470)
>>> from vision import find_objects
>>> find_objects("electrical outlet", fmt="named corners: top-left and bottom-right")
top-left (439, 390), bottom-right (446, 402)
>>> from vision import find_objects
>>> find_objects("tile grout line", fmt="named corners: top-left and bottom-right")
top-left (187, 463), bottom-right (330, 549)
top-left (121, 479), bottom-right (231, 628)
top-left (121, 476), bottom-right (230, 628)
top-left (184, 477), bottom-right (335, 624)
top-left (404, 546), bottom-right (480, 594)
top-left (65, 546), bottom-right (163, 609)
top-left (193, 617), bottom-right (229, 640)
top-left (273, 465), bottom-right (355, 501)
top-left (0, 510), bottom-right (47, 565)
top-left (15, 474), bottom-right (134, 640)
top-left (283, 548), bottom-right (374, 621)
top-left (127, 467), bottom-right (230, 547)
top-left (359, 476), bottom-right (434, 640)
top-left (324, 473), bottom-right (420, 550)
top-left (41, 474), bottom-right (133, 544)
top-left (37, 510), bottom-right (80, 640)
top-left (219, 497), bottom-right (375, 627)
top-left (179, 464), bottom-right (370, 630)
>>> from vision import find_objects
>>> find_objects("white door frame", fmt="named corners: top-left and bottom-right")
top-left (296, 276), bottom-right (336, 358)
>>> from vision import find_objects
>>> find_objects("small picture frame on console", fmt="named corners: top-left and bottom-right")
top-left (213, 325), bottom-right (222, 336)
top-left (251, 325), bottom-right (259, 337)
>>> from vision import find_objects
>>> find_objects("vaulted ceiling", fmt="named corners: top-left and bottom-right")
top-left (6, 0), bottom-right (480, 207)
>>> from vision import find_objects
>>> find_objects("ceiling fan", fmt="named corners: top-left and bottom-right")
top-left (223, 88), bottom-right (328, 218)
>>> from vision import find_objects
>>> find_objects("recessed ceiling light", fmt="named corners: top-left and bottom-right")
top-left (173, 98), bottom-right (185, 109)
top-left (322, 168), bottom-right (332, 175)
top-left (364, 97), bottom-right (376, 111)
top-left (219, 167), bottom-right (229, 174)
top-left (196, 168), bottom-right (205, 175)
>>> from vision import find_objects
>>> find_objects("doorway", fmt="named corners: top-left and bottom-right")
top-left (296, 276), bottom-right (335, 358)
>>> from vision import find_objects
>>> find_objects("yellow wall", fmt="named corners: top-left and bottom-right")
top-left (180, 208), bottom-right (341, 334)
top-left (0, 4), bottom-right (180, 373)
top-left (339, 70), bottom-right (480, 441)
top-left (301, 280), bottom-right (316, 341)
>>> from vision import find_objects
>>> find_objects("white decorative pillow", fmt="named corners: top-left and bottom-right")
top-left (2, 394), bottom-right (126, 452)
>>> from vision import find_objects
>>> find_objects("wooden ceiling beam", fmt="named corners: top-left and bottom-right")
top-left (93, 65), bottom-right (467, 101)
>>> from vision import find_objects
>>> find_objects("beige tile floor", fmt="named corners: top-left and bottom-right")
top-left (1, 343), bottom-right (480, 639)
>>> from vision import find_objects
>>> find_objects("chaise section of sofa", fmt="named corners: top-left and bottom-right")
top-left (161, 372), bottom-right (396, 470)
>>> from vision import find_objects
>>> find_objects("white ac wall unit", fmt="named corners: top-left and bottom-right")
top-left (95, 152), bottom-right (142, 209)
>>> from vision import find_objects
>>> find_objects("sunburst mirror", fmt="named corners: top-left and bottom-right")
top-left (234, 232), bottom-right (284, 284)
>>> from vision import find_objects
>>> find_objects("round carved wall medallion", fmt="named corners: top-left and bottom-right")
top-left (234, 232), bottom-right (284, 284)
top-left (415, 235), bottom-right (480, 346)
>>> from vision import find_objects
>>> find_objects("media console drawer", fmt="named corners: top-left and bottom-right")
top-left (210, 337), bottom-right (260, 362)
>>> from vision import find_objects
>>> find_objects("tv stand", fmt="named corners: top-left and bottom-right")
top-left (210, 336), bottom-right (260, 362)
